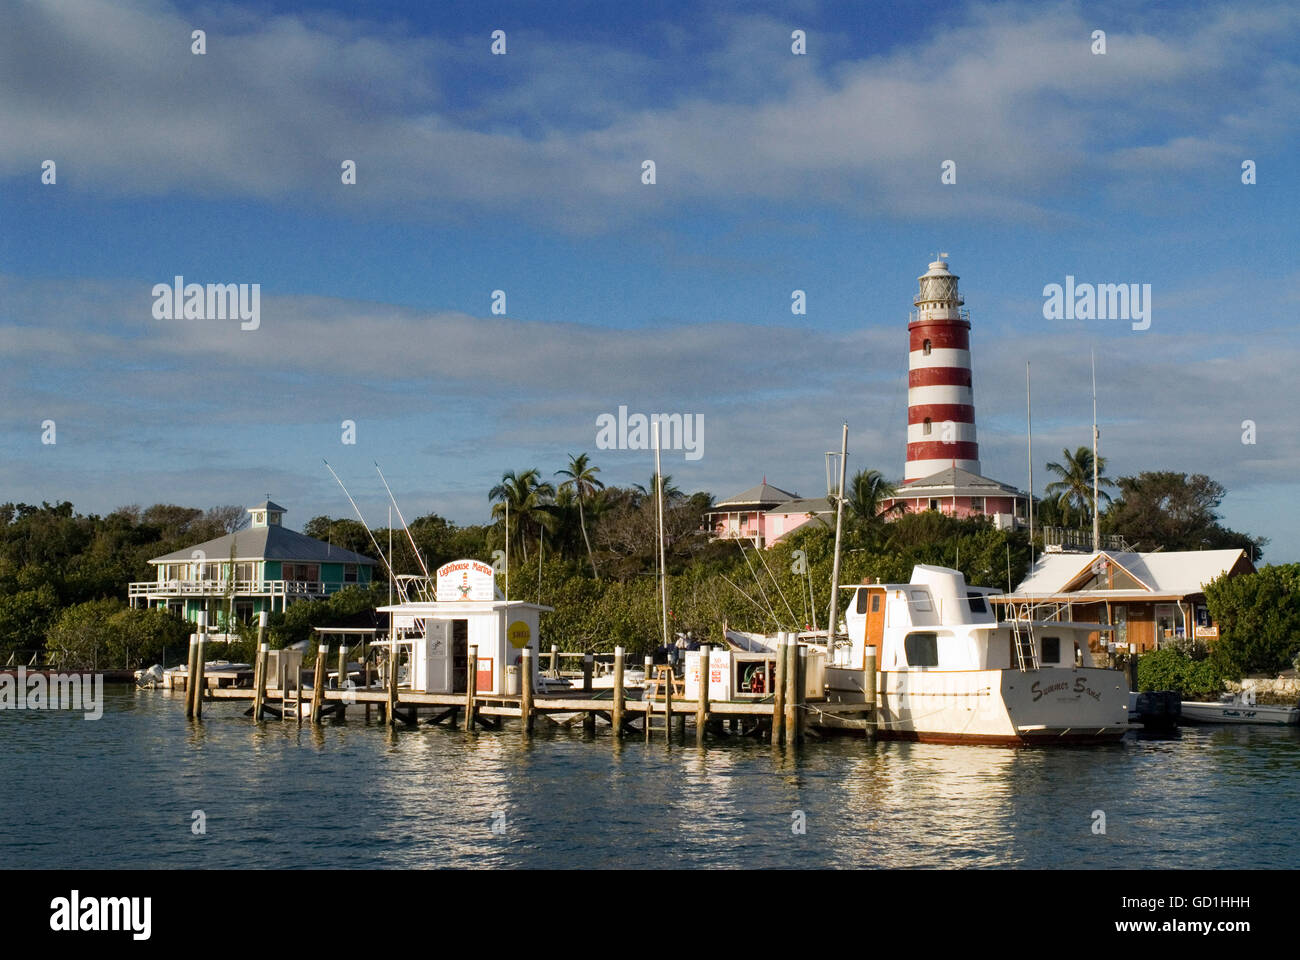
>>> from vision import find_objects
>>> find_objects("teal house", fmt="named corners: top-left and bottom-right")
top-left (128, 500), bottom-right (377, 632)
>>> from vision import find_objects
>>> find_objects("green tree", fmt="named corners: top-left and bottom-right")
top-left (844, 469), bottom-right (904, 544)
top-left (1103, 471), bottom-right (1266, 557)
top-left (489, 469), bottom-right (556, 563)
top-left (1044, 446), bottom-right (1114, 528)
top-left (1204, 564), bottom-right (1300, 677)
top-left (556, 453), bottom-right (604, 579)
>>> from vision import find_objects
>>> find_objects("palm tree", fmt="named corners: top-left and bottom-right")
top-left (844, 469), bottom-right (904, 537)
top-left (634, 473), bottom-right (684, 504)
top-left (1044, 445), bottom-right (1115, 528)
top-left (489, 468), bottom-right (556, 563)
top-left (556, 453), bottom-right (604, 579)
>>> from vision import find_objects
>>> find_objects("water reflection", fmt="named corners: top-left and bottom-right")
top-left (2, 690), bottom-right (1299, 869)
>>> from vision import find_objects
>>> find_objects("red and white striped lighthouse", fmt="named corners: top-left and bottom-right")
top-left (905, 255), bottom-right (980, 483)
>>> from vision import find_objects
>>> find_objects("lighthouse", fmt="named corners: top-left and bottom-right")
top-left (905, 255), bottom-right (981, 483)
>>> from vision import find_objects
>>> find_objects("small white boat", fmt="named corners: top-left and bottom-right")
top-left (1180, 691), bottom-right (1299, 726)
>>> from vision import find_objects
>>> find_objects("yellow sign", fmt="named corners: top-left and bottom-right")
top-left (507, 620), bottom-right (531, 650)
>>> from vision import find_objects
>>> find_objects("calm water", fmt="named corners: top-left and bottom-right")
top-left (2, 686), bottom-right (1298, 869)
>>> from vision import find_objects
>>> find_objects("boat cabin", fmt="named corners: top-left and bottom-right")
top-left (841, 565), bottom-right (1098, 672)
top-left (376, 559), bottom-right (551, 695)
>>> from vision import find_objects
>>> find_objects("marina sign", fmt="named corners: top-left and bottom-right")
top-left (436, 559), bottom-right (497, 601)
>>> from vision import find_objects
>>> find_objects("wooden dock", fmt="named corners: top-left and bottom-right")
top-left (188, 641), bottom-right (876, 744)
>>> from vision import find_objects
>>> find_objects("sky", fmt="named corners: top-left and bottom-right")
top-left (1, 0), bottom-right (1297, 561)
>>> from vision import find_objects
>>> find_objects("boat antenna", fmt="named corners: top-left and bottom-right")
top-left (1091, 350), bottom-right (1100, 553)
top-left (374, 462), bottom-right (431, 579)
top-left (323, 459), bottom-right (408, 603)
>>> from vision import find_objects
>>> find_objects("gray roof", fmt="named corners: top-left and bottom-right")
top-left (249, 500), bottom-right (287, 513)
top-left (150, 524), bottom-right (377, 565)
top-left (714, 481), bottom-right (798, 509)
top-left (897, 467), bottom-right (1026, 498)
top-left (767, 496), bottom-right (832, 515)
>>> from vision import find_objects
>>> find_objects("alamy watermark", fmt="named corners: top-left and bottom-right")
top-left (1042, 276), bottom-right (1151, 330)
top-left (50, 891), bottom-right (151, 940)
top-left (151, 275), bottom-right (260, 330)
top-left (0, 668), bottom-right (104, 719)
top-left (595, 405), bottom-right (703, 461)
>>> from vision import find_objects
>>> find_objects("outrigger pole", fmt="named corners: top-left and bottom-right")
top-left (323, 459), bottom-right (409, 603)
top-left (825, 423), bottom-right (849, 655)
top-left (374, 462), bottom-right (431, 579)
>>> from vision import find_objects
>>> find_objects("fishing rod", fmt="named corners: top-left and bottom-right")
top-left (374, 461), bottom-right (431, 580)
top-left (323, 459), bottom-right (408, 603)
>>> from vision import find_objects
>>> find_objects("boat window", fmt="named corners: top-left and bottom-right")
top-left (1041, 637), bottom-right (1060, 664)
top-left (904, 632), bottom-right (939, 667)
top-left (856, 589), bottom-right (868, 614)
top-left (966, 592), bottom-right (987, 614)
top-left (908, 589), bottom-right (932, 612)
top-left (872, 594), bottom-right (880, 613)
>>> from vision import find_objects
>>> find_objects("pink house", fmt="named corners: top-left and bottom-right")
top-left (706, 480), bottom-right (796, 547)
top-left (763, 497), bottom-right (834, 545)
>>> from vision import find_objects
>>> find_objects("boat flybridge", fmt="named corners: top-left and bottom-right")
top-left (814, 564), bottom-right (1129, 745)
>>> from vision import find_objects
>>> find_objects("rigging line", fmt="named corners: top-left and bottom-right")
top-left (735, 538), bottom-right (784, 630)
top-left (752, 536), bottom-right (800, 629)
top-left (719, 574), bottom-right (783, 629)
top-left (374, 462), bottom-right (431, 579)
top-left (323, 459), bottom-right (408, 604)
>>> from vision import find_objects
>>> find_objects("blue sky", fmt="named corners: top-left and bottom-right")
top-left (1, 0), bottom-right (1297, 561)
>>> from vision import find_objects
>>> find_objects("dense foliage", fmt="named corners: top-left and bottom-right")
top-left (1204, 563), bottom-right (1300, 677)
top-left (0, 461), bottom-right (1267, 668)
top-left (1137, 645), bottom-right (1230, 700)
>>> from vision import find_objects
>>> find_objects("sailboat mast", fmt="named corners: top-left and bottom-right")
top-left (1026, 361), bottom-right (1034, 567)
top-left (1091, 351), bottom-right (1100, 552)
top-left (654, 423), bottom-right (670, 651)
top-left (826, 423), bottom-right (848, 652)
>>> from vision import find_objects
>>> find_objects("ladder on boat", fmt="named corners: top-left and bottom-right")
top-left (1010, 603), bottom-right (1040, 671)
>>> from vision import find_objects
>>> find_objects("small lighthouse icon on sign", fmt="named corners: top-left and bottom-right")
top-left (458, 571), bottom-right (472, 599)
top-left (905, 253), bottom-right (981, 483)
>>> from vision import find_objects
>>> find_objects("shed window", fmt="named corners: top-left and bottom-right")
top-left (904, 632), bottom-right (939, 667)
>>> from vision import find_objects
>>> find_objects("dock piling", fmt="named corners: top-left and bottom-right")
top-left (644, 656), bottom-right (653, 742)
top-left (184, 635), bottom-right (198, 719)
top-left (664, 655), bottom-right (674, 744)
top-left (465, 644), bottom-right (478, 731)
top-left (790, 642), bottom-right (800, 738)
top-left (582, 653), bottom-right (595, 735)
top-left (385, 645), bottom-right (397, 728)
top-left (783, 639), bottom-right (798, 744)
top-left (520, 648), bottom-right (534, 735)
top-left (612, 647), bottom-right (625, 738)
top-left (193, 615), bottom-right (208, 720)
top-left (772, 635), bottom-right (787, 745)
top-left (253, 642), bottom-right (269, 721)
top-left (310, 644), bottom-right (328, 724)
top-left (695, 644), bottom-right (710, 745)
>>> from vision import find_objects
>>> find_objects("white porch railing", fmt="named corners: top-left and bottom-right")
top-left (128, 579), bottom-right (357, 599)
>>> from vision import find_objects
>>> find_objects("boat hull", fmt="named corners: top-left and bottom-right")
top-left (876, 667), bottom-right (1130, 746)
top-left (1179, 701), bottom-right (1299, 726)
